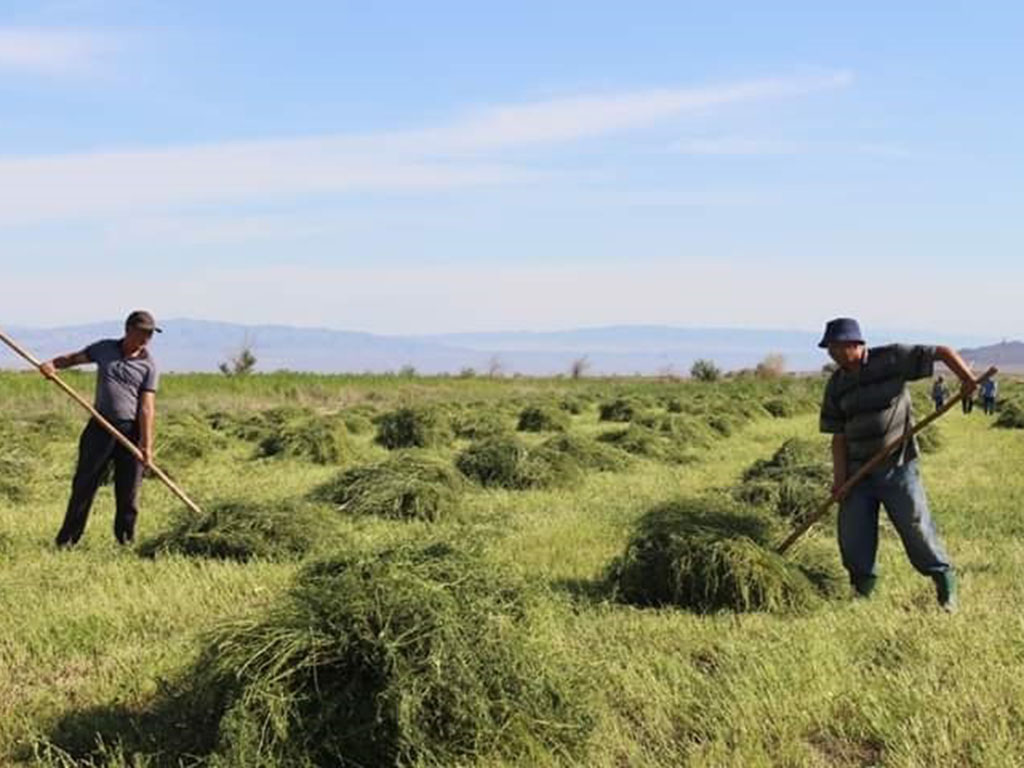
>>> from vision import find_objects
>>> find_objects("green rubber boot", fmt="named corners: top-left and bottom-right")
top-left (934, 571), bottom-right (958, 614)
top-left (852, 575), bottom-right (877, 598)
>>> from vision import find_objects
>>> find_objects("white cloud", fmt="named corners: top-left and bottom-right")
top-left (0, 71), bottom-right (853, 226)
top-left (0, 27), bottom-right (106, 75)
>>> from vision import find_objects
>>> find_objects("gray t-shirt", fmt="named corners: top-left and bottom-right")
top-left (819, 344), bottom-right (936, 474)
top-left (85, 339), bottom-right (159, 422)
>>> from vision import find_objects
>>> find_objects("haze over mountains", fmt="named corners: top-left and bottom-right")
top-left (0, 319), bottom-right (1007, 376)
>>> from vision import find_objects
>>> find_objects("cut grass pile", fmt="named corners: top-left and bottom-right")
top-left (457, 434), bottom-right (582, 490)
top-left (154, 412), bottom-right (229, 475)
top-left (538, 433), bottom-right (632, 472)
top-left (315, 451), bottom-right (466, 522)
top-left (376, 406), bottom-right (454, 449)
top-left (734, 437), bottom-right (831, 525)
top-left (598, 397), bottom-right (643, 422)
top-left (184, 542), bottom-right (592, 766)
top-left (137, 499), bottom-right (335, 561)
top-left (517, 404), bottom-right (570, 432)
top-left (0, 446), bottom-right (38, 503)
top-left (596, 425), bottom-right (693, 464)
top-left (607, 496), bottom-right (844, 613)
top-left (256, 414), bottom-right (353, 465)
top-left (994, 400), bottom-right (1024, 429)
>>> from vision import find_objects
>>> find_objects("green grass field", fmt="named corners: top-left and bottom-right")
top-left (2, 371), bottom-right (1023, 766)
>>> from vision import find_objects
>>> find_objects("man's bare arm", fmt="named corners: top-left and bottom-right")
top-left (138, 391), bottom-right (156, 467)
top-left (831, 433), bottom-right (848, 496)
top-left (39, 350), bottom-right (90, 378)
top-left (935, 346), bottom-right (977, 395)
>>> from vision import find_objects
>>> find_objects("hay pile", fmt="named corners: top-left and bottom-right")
top-left (256, 414), bottom-right (353, 465)
top-left (316, 451), bottom-right (466, 522)
top-left (734, 438), bottom-right (831, 525)
top-left (598, 397), bottom-right (642, 422)
top-left (539, 433), bottom-right (632, 472)
top-left (376, 406), bottom-right (453, 449)
top-left (452, 409), bottom-right (509, 439)
top-left (155, 412), bottom-right (229, 475)
top-left (762, 397), bottom-right (796, 418)
top-left (916, 423), bottom-right (944, 453)
top-left (607, 497), bottom-right (843, 613)
top-left (517, 405), bottom-right (570, 433)
top-left (457, 434), bottom-right (582, 490)
top-left (138, 500), bottom-right (333, 561)
top-left (188, 542), bottom-right (591, 766)
top-left (596, 425), bottom-right (691, 464)
top-left (0, 446), bottom-right (37, 503)
top-left (995, 400), bottom-right (1024, 429)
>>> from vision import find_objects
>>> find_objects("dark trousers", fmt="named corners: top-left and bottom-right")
top-left (983, 396), bottom-right (996, 415)
top-left (56, 418), bottom-right (143, 546)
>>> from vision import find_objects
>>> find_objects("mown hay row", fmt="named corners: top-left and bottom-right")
top-left (607, 496), bottom-right (844, 613)
top-left (138, 500), bottom-right (334, 561)
top-left (185, 542), bottom-right (592, 766)
top-left (376, 406), bottom-right (453, 449)
top-left (316, 451), bottom-right (466, 521)
top-left (456, 434), bottom-right (582, 490)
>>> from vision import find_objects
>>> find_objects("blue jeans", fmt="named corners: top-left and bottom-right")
top-left (838, 459), bottom-right (951, 583)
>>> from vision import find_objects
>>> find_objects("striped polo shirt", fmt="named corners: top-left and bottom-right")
top-left (819, 344), bottom-right (936, 473)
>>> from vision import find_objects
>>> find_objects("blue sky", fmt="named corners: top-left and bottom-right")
top-left (2, 1), bottom-right (1022, 337)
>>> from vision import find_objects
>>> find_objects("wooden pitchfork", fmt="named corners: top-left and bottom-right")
top-left (776, 365), bottom-right (997, 554)
top-left (0, 327), bottom-right (203, 516)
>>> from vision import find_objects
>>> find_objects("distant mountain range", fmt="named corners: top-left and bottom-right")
top-left (958, 341), bottom-right (1024, 372)
top-left (0, 319), bottom-right (1005, 375)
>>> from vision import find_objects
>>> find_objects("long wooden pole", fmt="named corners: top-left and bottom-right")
top-left (776, 365), bottom-right (997, 554)
top-left (0, 327), bottom-right (204, 516)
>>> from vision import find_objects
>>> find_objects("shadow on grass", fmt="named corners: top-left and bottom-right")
top-left (28, 684), bottom-right (226, 767)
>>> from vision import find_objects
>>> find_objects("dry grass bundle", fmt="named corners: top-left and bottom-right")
top-left (606, 497), bottom-right (843, 613)
top-left (376, 406), bottom-right (454, 449)
top-left (256, 415), bottom-right (353, 465)
top-left (995, 400), bottom-right (1024, 429)
top-left (138, 499), bottom-right (333, 561)
top-left (316, 451), bottom-right (466, 522)
top-left (734, 438), bottom-right (831, 525)
top-left (596, 425), bottom-right (691, 464)
top-left (598, 397), bottom-right (642, 422)
top-left (538, 433), bottom-right (632, 472)
top-left (452, 409), bottom-right (510, 440)
top-left (517, 405), bottom-right (570, 432)
top-left (456, 434), bottom-right (582, 490)
top-left (186, 542), bottom-right (592, 766)
top-left (155, 412), bottom-right (230, 475)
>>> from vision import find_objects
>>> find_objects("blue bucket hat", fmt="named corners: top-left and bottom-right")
top-left (818, 317), bottom-right (864, 348)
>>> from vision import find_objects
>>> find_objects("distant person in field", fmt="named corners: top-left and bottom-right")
top-left (961, 390), bottom-right (974, 414)
top-left (980, 375), bottom-right (998, 415)
top-left (818, 317), bottom-right (976, 612)
top-left (40, 311), bottom-right (160, 547)
top-left (931, 375), bottom-right (949, 410)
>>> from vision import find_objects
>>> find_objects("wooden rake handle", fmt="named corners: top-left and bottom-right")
top-left (0, 326), bottom-right (204, 516)
top-left (776, 365), bottom-right (997, 554)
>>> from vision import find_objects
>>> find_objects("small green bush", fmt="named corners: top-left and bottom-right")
top-left (138, 500), bottom-right (332, 561)
top-left (316, 452), bottom-right (465, 522)
top-left (187, 542), bottom-right (592, 766)
top-left (606, 497), bottom-right (843, 613)
top-left (376, 407), bottom-right (453, 449)
top-left (517, 405), bottom-right (570, 432)
top-left (690, 359), bottom-right (721, 382)
top-left (457, 434), bottom-right (582, 489)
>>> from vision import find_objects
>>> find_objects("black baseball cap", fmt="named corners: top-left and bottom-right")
top-left (126, 310), bottom-right (162, 333)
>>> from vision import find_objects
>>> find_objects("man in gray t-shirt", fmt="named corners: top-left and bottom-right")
top-left (40, 310), bottom-right (161, 546)
top-left (818, 317), bottom-right (976, 612)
